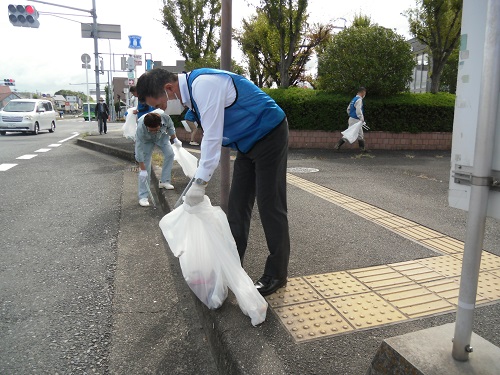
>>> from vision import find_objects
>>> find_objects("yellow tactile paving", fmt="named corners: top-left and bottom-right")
top-left (266, 277), bottom-right (322, 308)
top-left (274, 173), bottom-right (500, 343)
top-left (452, 252), bottom-right (500, 271)
top-left (349, 266), bottom-right (414, 290)
top-left (389, 261), bottom-right (444, 283)
top-left (274, 301), bottom-right (354, 343)
top-left (304, 272), bottom-right (370, 298)
top-left (417, 255), bottom-right (464, 277)
top-left (327, 293), bottom-right (407, 329)
top-left (421, 236), bottom-right (464, 254)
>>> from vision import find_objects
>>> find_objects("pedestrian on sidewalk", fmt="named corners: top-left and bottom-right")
top-left (184, 109), bottom-right (201, 146)
top-left (135, 110), bottom-right (182, 207)
top-left (94, 97), bottom-right (109, 135)
top-left (335, 87), bottom-right (367, 151)
top-left (136, 68), bottom-right (291, 296)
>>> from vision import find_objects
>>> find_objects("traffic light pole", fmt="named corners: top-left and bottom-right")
top-left (28, 0), bottom-right (100, 102)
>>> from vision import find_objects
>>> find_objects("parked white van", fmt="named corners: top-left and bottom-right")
top-left (0, 99), bottom-right (57, 135)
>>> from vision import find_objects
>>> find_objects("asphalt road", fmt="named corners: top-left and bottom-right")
top-left (0, 120), bottom-right (217, 374)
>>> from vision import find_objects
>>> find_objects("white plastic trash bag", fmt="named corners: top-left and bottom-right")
top-left (341, 121), bottom-right (363, 144)
top-left (122, 108), bottom-right (137, 140)
top-left (159, 196), bottom-right (268, 326)
top-left (173, 146), bottom-right (198, 179)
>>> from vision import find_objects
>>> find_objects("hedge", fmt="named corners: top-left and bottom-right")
top-left (172, 88), bottom-right (456, 134)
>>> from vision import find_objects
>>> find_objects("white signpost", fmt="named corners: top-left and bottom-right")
top-left (448, 0), bottom-right (500, 362)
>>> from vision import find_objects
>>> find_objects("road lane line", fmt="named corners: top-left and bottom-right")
top-left (35, 148), bottom-right (51, 153)
top-left (16, 155), bottom-right (38, 160)
top-left (0, 164), bottom-right (17, 171)
top-left (58, 132), bottom-right (79, 143)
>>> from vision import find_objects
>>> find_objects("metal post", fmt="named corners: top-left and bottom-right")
top-left (92, 0), bottom-right (100, 103)
top-left (219, 0), bottom-right (232, 213)
top-left (85, 64), bottom-right (90, 123)
top-left (108, 39), bottom-right (115, 121)
top-left (452, 0), bottom-right (500, 361)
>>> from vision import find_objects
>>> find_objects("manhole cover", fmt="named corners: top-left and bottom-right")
top-left (287, 167), bottom-right (319, 173)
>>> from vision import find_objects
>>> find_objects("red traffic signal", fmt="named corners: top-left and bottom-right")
top-left (8, 4), bottom-right (39, 28)
top-left (3, 79), bottom-right (16, 86)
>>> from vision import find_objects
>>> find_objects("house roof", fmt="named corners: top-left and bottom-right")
top-left (0, 86), bottom-right (18, 102)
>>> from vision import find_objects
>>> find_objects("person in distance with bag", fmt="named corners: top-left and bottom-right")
top-left (335, 86), bottom-right (368, 152)
top-left (136, 68), bottom-right (291, 296)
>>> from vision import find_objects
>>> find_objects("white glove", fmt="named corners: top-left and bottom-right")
top-left (185, 183), bottom-right (206, 207)
top-left (173, 138), bottom-right (182, 148)
top-left (139, 169), bottom-right (148, 183)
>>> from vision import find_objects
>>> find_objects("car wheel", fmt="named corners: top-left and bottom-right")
top-left (33, 123), bottom-right (39, 135)
top-left (0, 131), bottom-right (6, 136)
top-left (49, 122), bottom-right (55, 133)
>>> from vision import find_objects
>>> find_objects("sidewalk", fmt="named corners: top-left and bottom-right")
top-left (77, 127), bottom-right (500, 375)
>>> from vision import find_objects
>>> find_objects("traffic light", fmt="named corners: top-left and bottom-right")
top-left (127, 55), bottom-right (135, 71)
top-left (3, 79), bottom-right (15, 86)
top-left (8, 4), bottom-right (39, 28)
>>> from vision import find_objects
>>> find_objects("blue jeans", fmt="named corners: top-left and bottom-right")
top-left (138, 140), bottom-right (174, 199)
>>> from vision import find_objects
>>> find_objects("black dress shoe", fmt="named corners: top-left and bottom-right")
top-left (254, 275), bottom-right (287, 296)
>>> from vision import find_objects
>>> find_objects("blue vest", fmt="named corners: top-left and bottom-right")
top-left (137, 102), bottom-right (155, 119)
top-left (349, 96), bottom-right (364, 119)
top-left (186, 68), bottom-right (285, 153)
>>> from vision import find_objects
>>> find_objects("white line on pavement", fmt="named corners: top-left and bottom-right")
top-left (0, 164), bottom-right (17, 171)
top-left (58, 132), bottom-right (80, 143)
top-left (35, 148), bottom-right (51, 153)
top-left (16, 155), bottom-right (38, 160)
top-left (48, 144), bottom-right (62, 147)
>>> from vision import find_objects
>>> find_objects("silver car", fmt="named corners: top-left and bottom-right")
top-left (0, 99), bottom-right (57, 135)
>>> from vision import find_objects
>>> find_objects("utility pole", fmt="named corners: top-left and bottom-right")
top-left (91, 0), bottom-right (100, 103)
top-left (219, 0), bottom-right (232, 213)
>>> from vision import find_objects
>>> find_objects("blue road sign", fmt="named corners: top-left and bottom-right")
top-left (128, 35), bottom-right (142, 49)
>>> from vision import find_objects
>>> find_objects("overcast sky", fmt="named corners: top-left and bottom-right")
top-left (1, 0), bottom-right (416, 95)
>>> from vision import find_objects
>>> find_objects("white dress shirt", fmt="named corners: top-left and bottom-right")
top-left (179, 73), bottom-right (236, 182)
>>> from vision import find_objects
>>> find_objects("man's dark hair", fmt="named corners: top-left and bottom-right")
top-left (136, 69), bottom-right (178, 102)
top-left (130, 85), bottom-right (137, 94)
top-left (358, 86), bottom-right (366, 93)
top-left (143, 112), bottom-right (161, 128)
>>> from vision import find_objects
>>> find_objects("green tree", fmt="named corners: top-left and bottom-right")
top-left (235, 11), bottom-right (276, 87)
top-left (161, 0), bottom-right (221, 62)
top-left (405, 0), bottom-right (462, 93)
top-left (184, 53), bottom-right (246, 75)
top-left (236, 4), bottom-right (332, 88)
top-left (317, 25), bottom-right (414, 95)
top-left (440, 45), bottom-right (459, 93)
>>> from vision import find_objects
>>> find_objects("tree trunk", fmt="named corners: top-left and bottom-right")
top-left (430, 56), bottom-right (444, 94)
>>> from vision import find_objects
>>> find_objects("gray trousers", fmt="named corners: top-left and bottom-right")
top-left (227, 118), bottom-right (290, 279)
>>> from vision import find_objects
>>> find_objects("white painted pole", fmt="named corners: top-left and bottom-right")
top-left (452, 0), bottom-right (500, 361)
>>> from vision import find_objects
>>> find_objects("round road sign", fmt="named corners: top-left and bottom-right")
top-left (81, 53), bottom-right (91, 63)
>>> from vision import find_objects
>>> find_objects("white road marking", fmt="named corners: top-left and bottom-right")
top-left (58, 132), bottom-right (79, 143)
top-left (16, 154), bottom-right (38, 160)
top-left (35, 148), bottom-right (51, 153)
top-left (0, 164), bottom-right (17, 171)
top-left (48, 144), bottom-right (62, 147)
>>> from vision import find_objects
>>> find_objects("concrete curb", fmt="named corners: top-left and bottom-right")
top-left (76, 136), bottom-right (259, 374)
top-left (76, 138), bottom-right (136, 163)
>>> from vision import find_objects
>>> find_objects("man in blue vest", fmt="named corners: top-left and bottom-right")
top-left (136, 68), bottom-right (290, 296)
top-left (335, 87), bottom-right (367, 151)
